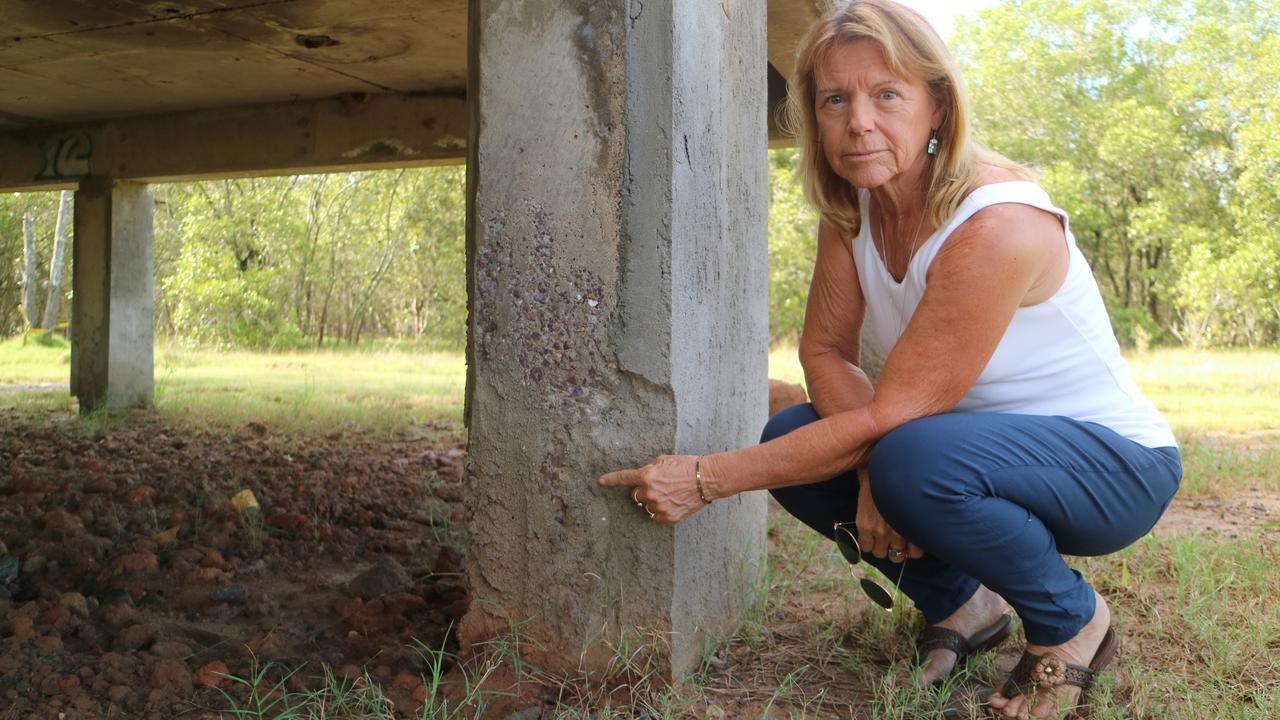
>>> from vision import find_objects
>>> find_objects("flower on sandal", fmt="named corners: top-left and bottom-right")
top-left (1030, 655), bottom-right (1067, 687)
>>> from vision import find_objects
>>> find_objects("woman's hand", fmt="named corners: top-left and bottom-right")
top-left (856, 468), bottom-right (924, 563)
top-left (598, 455), bottom-right (707, 525)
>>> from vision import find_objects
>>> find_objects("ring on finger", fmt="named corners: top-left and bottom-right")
top-left (887, 548), bottom-right (904, 560)
top-left (644, 505), bottom-right (656, 520)
top-left (631, 488), bottom-right (644, 507)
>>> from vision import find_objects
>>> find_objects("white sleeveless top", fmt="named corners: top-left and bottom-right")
top-left (854, 181), bottom-right (1176, 449)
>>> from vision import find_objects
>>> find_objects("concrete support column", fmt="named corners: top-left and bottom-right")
top-left (70, 177), bottom-right (154, 411)
top-left (463, 1), bottom-right (769, 676)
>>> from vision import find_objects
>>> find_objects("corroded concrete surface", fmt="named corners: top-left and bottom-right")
top-left (464, 0), bottom-right (768, 677)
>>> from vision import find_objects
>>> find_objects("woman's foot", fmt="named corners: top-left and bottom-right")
top-left (987, 591), bottom-right (1112, 718)
top-left (918, 584), bottom-right (1010, 686)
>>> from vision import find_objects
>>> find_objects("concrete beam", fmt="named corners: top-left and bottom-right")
top-left (70, 177), bottom-right (154, 411)
top-left (463, 0), bottom-right (769, 678)
top-left (0, 92), bottom-right (466, 192)
top-left (767, 0), bottom-right (831, 81)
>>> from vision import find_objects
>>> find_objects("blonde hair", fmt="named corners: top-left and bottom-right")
top-left (783, 0), bottom-right (1030, 238)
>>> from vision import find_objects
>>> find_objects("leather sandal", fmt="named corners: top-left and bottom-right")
top-left (996, 624), bottom-right (1120, 719)
top-left (917, 612), bottom-right (1015, 685)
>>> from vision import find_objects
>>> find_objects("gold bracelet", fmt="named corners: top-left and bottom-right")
top-left (695, 456), bottom-right (711, 504)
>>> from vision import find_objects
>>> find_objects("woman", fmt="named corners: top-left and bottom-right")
top-left (599, 1), bottom-right (1181, 717)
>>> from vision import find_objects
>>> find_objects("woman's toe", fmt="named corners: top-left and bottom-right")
top-left (1029, 689), bottom-right (1076, 719)
top-left (987, 690), bottom-right (1008, 708)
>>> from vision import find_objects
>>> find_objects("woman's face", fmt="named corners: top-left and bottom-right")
top-left (814, 40), bottom-right (941, 192)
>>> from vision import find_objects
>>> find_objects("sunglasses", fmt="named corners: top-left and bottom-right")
top-left (833, 521), bottom-right (907, 611)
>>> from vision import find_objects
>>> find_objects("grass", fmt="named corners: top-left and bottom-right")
top-left (769, 343), bottom-right (1280, 498)
top-left (3, 338), bottom-right (1279, 717)
top-left (0, 335), bottom-right (465, 437)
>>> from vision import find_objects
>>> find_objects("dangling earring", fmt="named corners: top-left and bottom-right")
top-left (926, 129), bottom-right (940, 156)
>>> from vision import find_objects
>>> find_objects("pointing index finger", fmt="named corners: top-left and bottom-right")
top-left (598, 468), bottom-right (641, 487)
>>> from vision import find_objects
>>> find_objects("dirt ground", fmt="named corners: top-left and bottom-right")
top-left (0, 409), bottom-right (470, 719)
top-left (2, 407), bottom-right (1276, 719)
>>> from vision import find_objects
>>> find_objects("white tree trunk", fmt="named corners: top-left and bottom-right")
top-left (21, 211), bottom-right (39, 329)
top-left (41, 191), bottom-right (72, 329)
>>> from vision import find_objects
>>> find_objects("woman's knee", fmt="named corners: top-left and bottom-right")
top-left (868, 415), bottom-right (970, 516)
top-left (760, 402), bottom-right (820, 443)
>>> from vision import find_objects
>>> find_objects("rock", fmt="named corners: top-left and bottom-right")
top-left (42, 509), bottom-right (85, 534)
top-left (108, 685), bottom-right (131, 704)
top-left (103, 602), bottom-right (134, 625)
top-left (210, 585), bottom-right (249, 604)
top-left (342, 592), bottom-right (426, 636)
top-left (433, 546), bottom-right (465, 575)
top-left (76, 457), bottom-right (108, 473)
top-left (8, 613), bottom-right (36, 642)
top-left (115, 623), bottom-right (158, 651)
top-left (503, 708), bottom-right (543, 720)
top-left (200, 549), bottom-right (227, 569)
top-left (0, 556), bottom-right (17, 586)
top-left (8, 467), bottom-right (43, 492)
top-left (22, 554), bottom-right (47, 574)
top-left (33, 635), bottom-right (64, 654)
top-left (266, 509), bottom-right (311, 534)
top-left (60, 591), bottom-right (89, 618)
top-left (185, 567), bottom-right (221, 583)
top-left (150, 639), bottom-right (192, 659)
top-left (84, 476), bottom-right (118, 494)
top-left (40, 604), bottom-right (72, 630)
top-left (151, 527), bottom-right (179, 548)
top-left (393, 670), bottom-right (420, 690)
top-left (150, 659), bottom-right (193, 696)
top-left (115, 552), bottom-right (159, 574)
top-left (53, 674), bottom-right (81, 697)
top-left (345, 556), bottom-right (411, 599)
top-left (193, 660), bottom-right (231, 688)
top-left (124, 485), bottom-right (157, 507)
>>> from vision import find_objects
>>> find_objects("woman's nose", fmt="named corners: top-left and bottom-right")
top-left (845, 97), bottom-right (874, 135)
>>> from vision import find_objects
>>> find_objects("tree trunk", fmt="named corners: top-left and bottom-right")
top-left (21, 212), bottom-right (39, 329)
top-left (41, 191), bottom-right (72, 330)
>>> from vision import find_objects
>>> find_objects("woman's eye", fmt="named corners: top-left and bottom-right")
top-left (824, 94), bottom-right (843, 106)
top-left (879, 89), bottom-right (898, 101)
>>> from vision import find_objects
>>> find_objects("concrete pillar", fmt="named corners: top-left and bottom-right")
top-left (70, 177), bottom-right (154, 411)
top-left (463, 1), bottom-right (769, 677)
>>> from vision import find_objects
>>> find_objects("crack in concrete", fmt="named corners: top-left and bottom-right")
top-left (7, 0), bottom-right (300, 42)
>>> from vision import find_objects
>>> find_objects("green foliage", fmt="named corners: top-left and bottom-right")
top-left (768, 149), bottom-right (819, 342)
top-left (953, 0), bottom-right (1280, 347)
top-left (153, 168), bottom-right (468, 350)
top-left (0, 192), bottom-right (61, 335)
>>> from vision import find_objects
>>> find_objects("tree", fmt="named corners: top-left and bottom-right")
top-left (21, 212), bottom-right (38, 328)
top-left (40, 191), bottom-right (72, 330)
top-left (952, 0), bottom-right (1280, 346)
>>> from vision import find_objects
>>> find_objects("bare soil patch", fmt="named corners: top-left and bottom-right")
top-left (0, 410), bottom-right (469, 719)
top-left (1152, 490), bottom-right (1280, 537)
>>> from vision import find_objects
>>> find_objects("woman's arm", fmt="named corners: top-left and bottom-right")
top-left (599, 202), bottom-right (1067, 524)
top-left (799, 220), bottom-right (876, 417)
top-left (700, 203), bottom-right (1067, 498)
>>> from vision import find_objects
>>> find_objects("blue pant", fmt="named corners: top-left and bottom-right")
top-left (764, 404), bottom-right (1181, 645)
